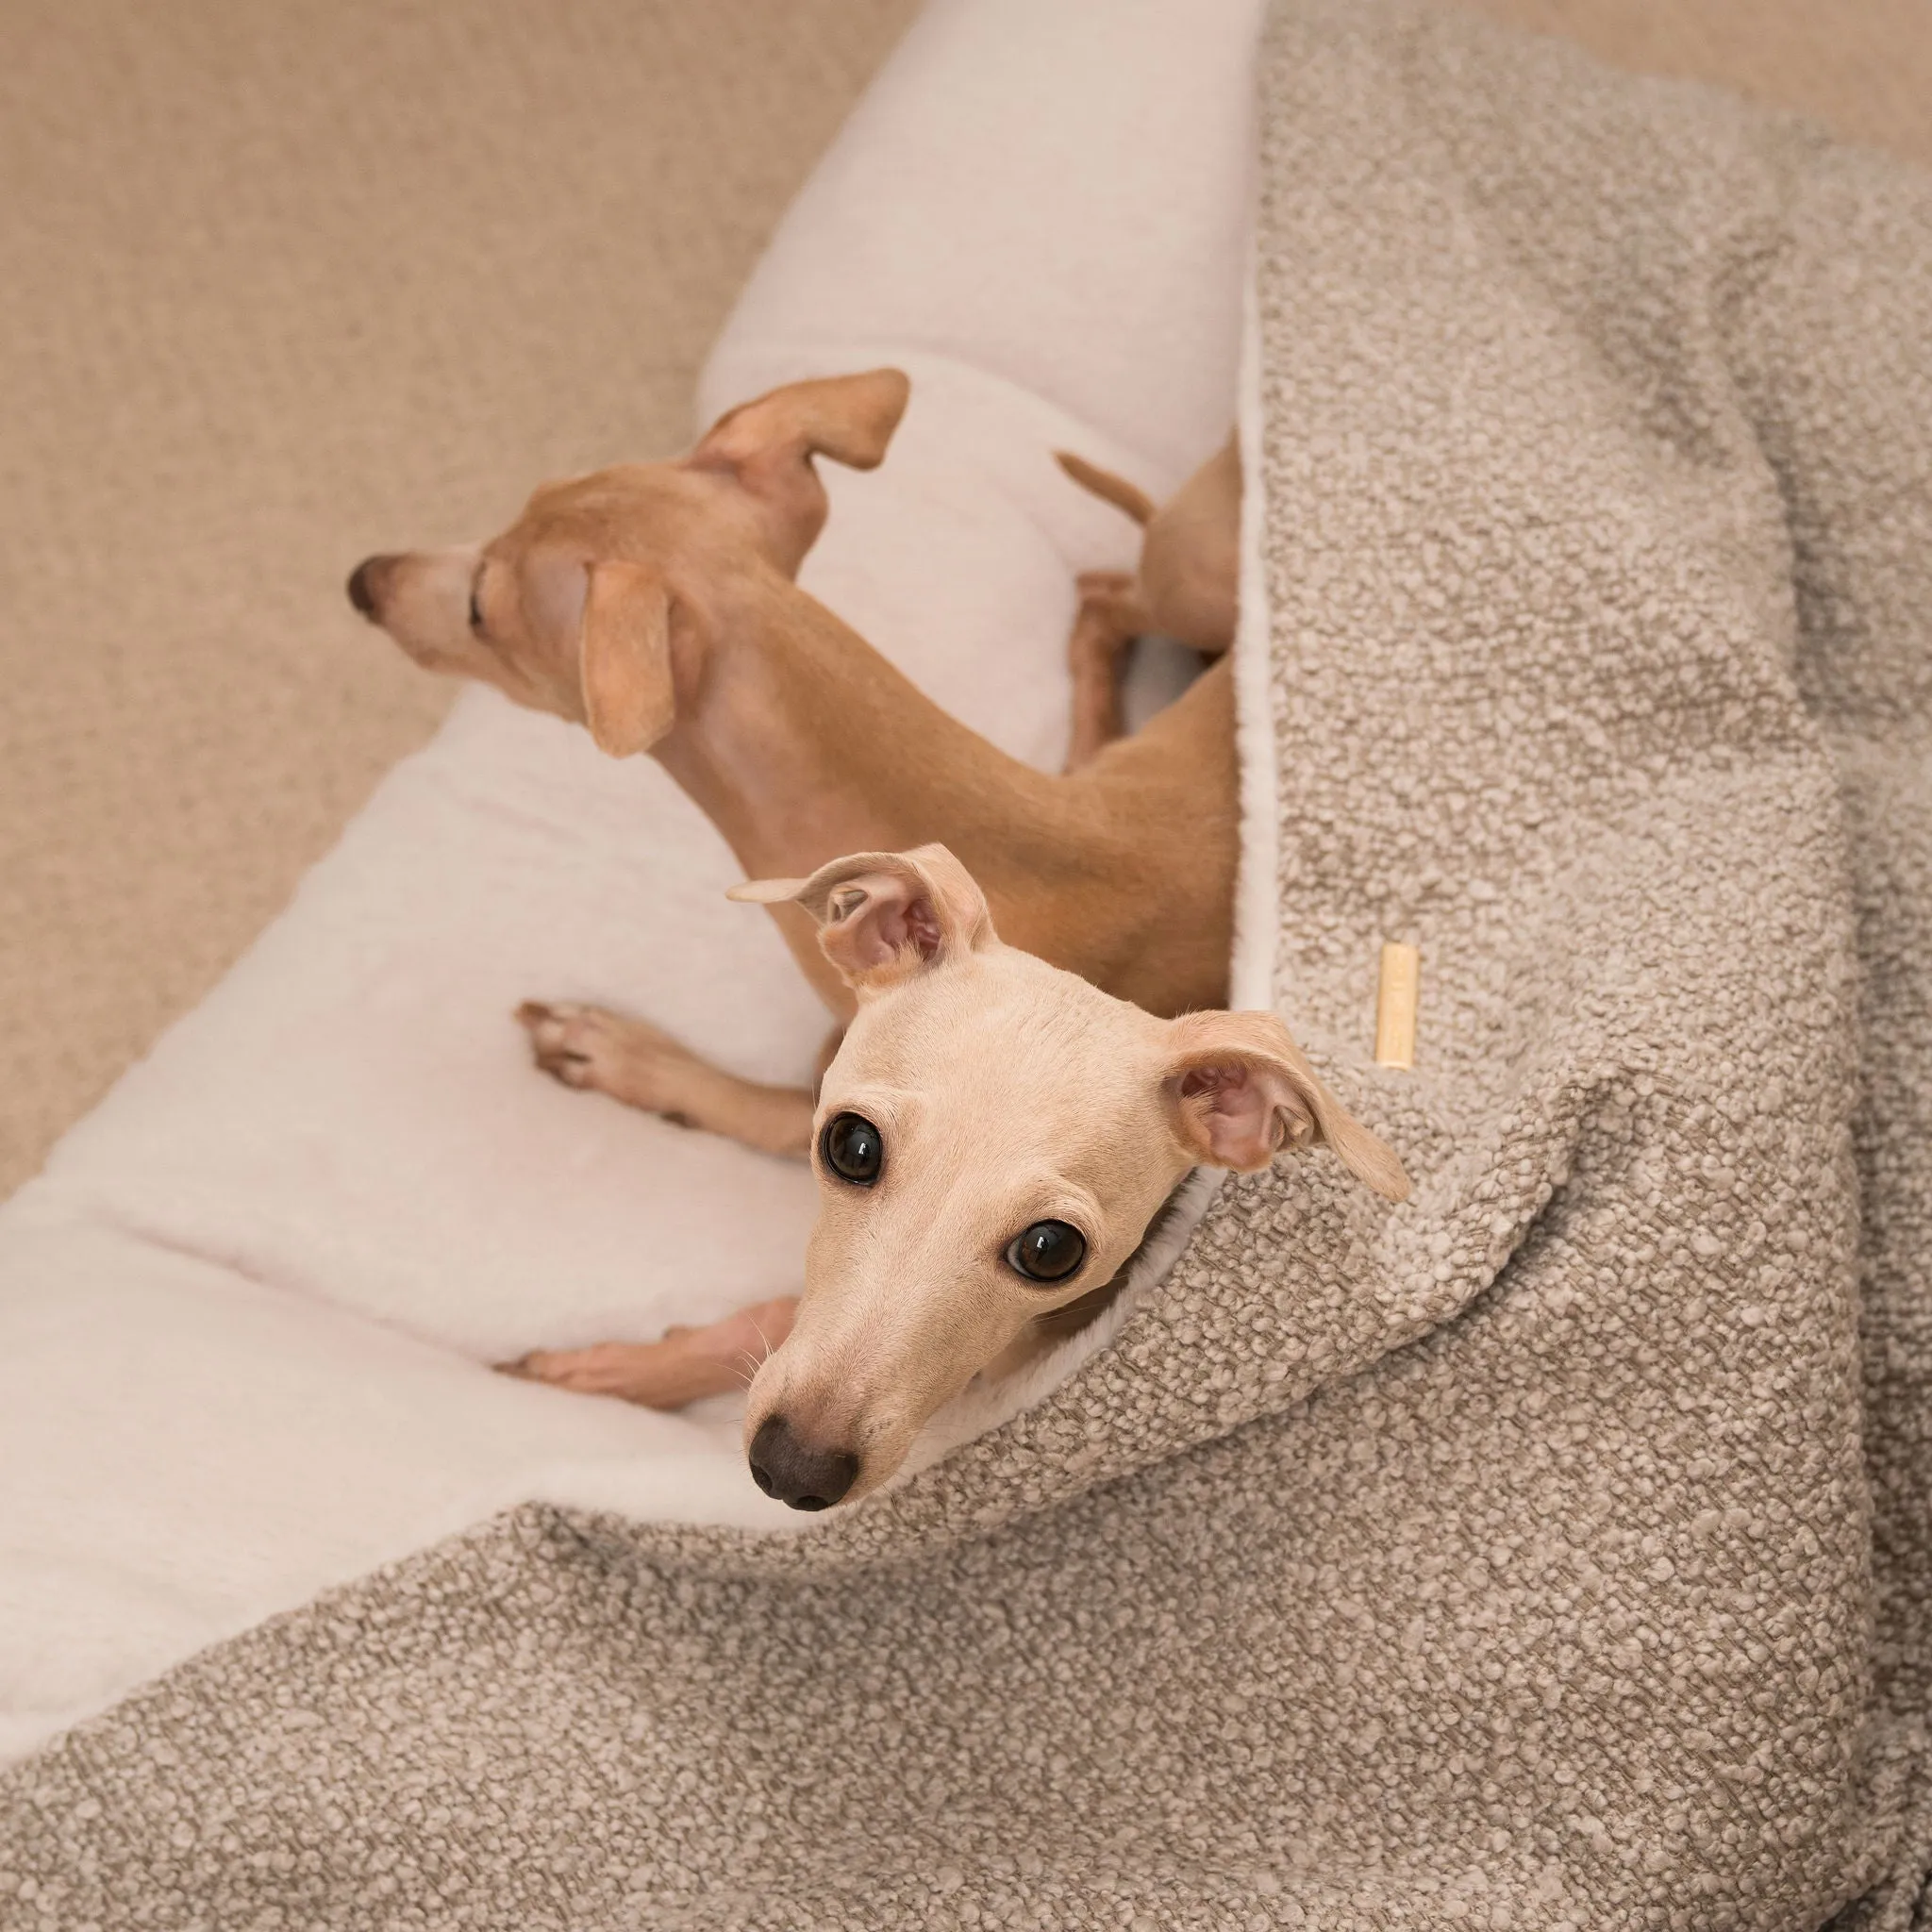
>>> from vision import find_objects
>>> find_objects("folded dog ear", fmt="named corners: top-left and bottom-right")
top-left (693, 369), bottom-right (910, 473)
top-left (1161, 1010), bottom-right (1410, 1201)
top-left (578, 560), bottom-right (675, 757)
top-left (687, 370), bottom-right (911, 575)
top-left (728, 843), bottom-right (995, 992)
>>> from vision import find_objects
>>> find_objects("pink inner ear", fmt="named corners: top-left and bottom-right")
top-left (1179, 1063), bottom-right (1246, 1105)
top-left (824, 887), bottom-right (944, 974)
top-left (858, 894), bottom-right (941, 964)
top-left (1177, 1059), bottom-right (1312, 1170)
top-left (897, 896), bottom-right (942, 960)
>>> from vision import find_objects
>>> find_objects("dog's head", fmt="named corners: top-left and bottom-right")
top-left (344, 368), bottom-right (909, 756)
top-left (728, 846), bottom-right (1410, 1510)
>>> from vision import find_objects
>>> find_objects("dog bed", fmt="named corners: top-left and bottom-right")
top-left (9, 0), bottom-right (1932, 1925)
top-left (0, 0), bottom-right (1265, 1766)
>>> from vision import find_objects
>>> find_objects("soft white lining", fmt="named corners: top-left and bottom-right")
top-left (1230, 235), bottom-right (1281, 1015)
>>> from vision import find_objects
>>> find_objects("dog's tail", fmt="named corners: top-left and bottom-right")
top-left (1053, 450), bottom-right (1157, 526)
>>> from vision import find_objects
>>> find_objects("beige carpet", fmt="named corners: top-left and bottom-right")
top-left (0, 0), bottom-right (918, 1194)
top-left (1, 0), bottom-right (1924, 1198)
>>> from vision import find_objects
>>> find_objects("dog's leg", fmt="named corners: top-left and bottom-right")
top-left (1064, 571), bottom-right (1154, 773)
top-left (503, 1295), bottom-right (799, 1408)
top-left (516, 1002), bottom-right (814, 1157)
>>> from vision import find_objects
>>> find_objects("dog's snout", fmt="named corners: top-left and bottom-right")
top-left (748, 1414), bottom-right (858, 1511)
top-left (345, 556), bottom-right (391, 621)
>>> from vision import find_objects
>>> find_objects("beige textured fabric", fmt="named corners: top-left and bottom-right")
top-left (5, 6), bottom-right (1930, 1924)
top-left (0, 0), bottom-right (915, 1197)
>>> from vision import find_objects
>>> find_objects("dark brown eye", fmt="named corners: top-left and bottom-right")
top-left (1005, 1220), bottom-right (1086, 1283)
top-left (821, 1112), bottom-right (883, 1186)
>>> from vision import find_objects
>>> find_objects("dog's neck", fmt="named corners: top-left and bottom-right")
top-left (650, 567), bottom-right (1238, 1018)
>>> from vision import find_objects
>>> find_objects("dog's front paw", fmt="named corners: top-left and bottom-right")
top-left (514, 1001), bottom-right (701, 1125)
top-left (503, 1341), bottom-right (659, 1397)
top-left (498, 1305), bottom-right (796, 1410)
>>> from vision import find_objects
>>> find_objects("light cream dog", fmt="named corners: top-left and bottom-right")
top-left (508, 841), bottom-right (1407, 1507)
top-left (722, 843), bottom-right (1404, 1507)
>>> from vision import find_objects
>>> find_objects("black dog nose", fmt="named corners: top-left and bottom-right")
top-left (748, 1415), bottom-right (858, 1511)
top-left (345, 557), bottom-right (384, 620)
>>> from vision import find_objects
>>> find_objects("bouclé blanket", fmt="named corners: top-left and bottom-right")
top-left (5, 2), bottom-right (1932, 1924)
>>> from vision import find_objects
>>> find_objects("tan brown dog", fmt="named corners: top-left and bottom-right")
top-left (349, 371), bottom-right (1239, 1159)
